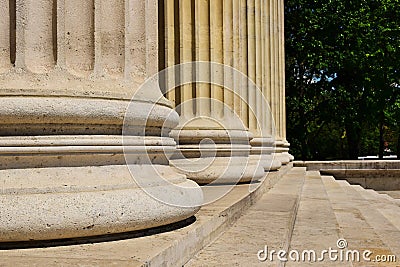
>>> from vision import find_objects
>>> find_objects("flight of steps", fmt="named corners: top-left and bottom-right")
top-left (186, 168), bottom-right (400, 266)
top-left (186, 167), bottom-right (306, 266)
top-left (318, 175), bottom-right (399, 267)
top-left (375, 191), bottom-right (400, 206)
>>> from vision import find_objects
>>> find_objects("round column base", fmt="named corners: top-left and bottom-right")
top-left (0, 164), bottom-right (202, 242)
top-left (170, 155), bottom-right (264, 185)
top-left (283, 141), bottom-right (295, 162)
top-left (274, 141), bottom-right (291, 165)
top-left (287, 153), bottom-right (295, 162)
top-left (273, 152), bottom-right (291, 165)
top-left (264, 154), bottom-right (283, 171)
top-left (250, 138), bottom-right (282, 171)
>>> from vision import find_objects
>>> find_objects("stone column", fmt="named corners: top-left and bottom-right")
top-left (239, 0), bottom-right (249, 127)
top-left (166, 0), bottom-right (264, 184)
top-left (248, 0), bottom-right (256, 134)
top-left (249, 0), bottom-right (282, 171)
top-left (223, 0), bottom-right (234, 113)
top-left (0, 0), bottom-right (202, 242)
top-left (233, 0), bottom-right (266, 179)
top-left (279, 0), bottom-right (294, 162)
top-left (210, 0), bottom-right (224, 119)
top-left (270, 0), bottom-right (290, 165)
top-left (164, 0), bottom-right (178, 106)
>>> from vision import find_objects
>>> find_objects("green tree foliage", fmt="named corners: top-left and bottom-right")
top-left (285, 0), bottom-right (400, 160)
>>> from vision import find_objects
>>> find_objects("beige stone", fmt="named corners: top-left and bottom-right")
top-left (162, 1), bottom-right (267, 184)
top-left (0, 0), bottom-right (294, 246)
top-left (0, 0), bottom-right (203, 242)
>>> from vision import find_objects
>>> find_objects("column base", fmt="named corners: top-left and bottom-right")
top-left (274, 153), bottom-right (291, 165)
top-left (0, 135), bottom-right (203, 242)
top-left (170, 155), bottom-right (264, 184)
top-left (170, 127), bottom-right (264, 184)
top-left (265, 154), bottom-right (283, 171)
top-left (250, 138), bottom-right (282, 171)
top-left (284, 141), bottom-right (295, 162)
top-left (273, 140), bottom-right (291, 165)
top-left (0, 166), bottom-right (201, 242)
top-left (286, 153), bottom-right (295, 162)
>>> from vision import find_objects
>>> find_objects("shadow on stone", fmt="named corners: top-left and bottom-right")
top-left (0, 216), bottom-right (197, 250)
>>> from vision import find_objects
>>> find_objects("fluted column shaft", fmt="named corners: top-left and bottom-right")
top-left (179, 0), bottom-right (194, 117)
top-left (270, 0), bottom-right (291, 164)
top-left (279, 0), bottom-right (293, 161)
top-left (210, 0), bottom-right (224, 118)
top-left (164, 0), bottom-right (177, 105)
top-left (1, 0), bottom-right (162, 98)
top-left (195, 0), bottom-right (211, 117)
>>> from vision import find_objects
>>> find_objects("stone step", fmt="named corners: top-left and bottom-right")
top-left (352, 185), bottom-right (400, 208)
top-left (378, 193), bottom-right (400, 206)
top-left (319, 169), bottom-right (400, 191)
top-left (351, 186), bottom-right (400, 231)
top-left (377, 194), bottom-right (400, 207)
top-left (286, 171), bottom-right (346, 267)
top-left (187, 170), bottom-right (400, 267)
top-left (322, 176), bottom-right (398, 266)
top-left (185, 167), bottom-right (306, 266)
top-left (337, 181), bottom-right (400, 258)
top-left (378, 191), bottom-right (400, 203)
top-left (344, 185), bottom-right (400, 226)
top-left (353, 186), bottom-right (400, 209)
